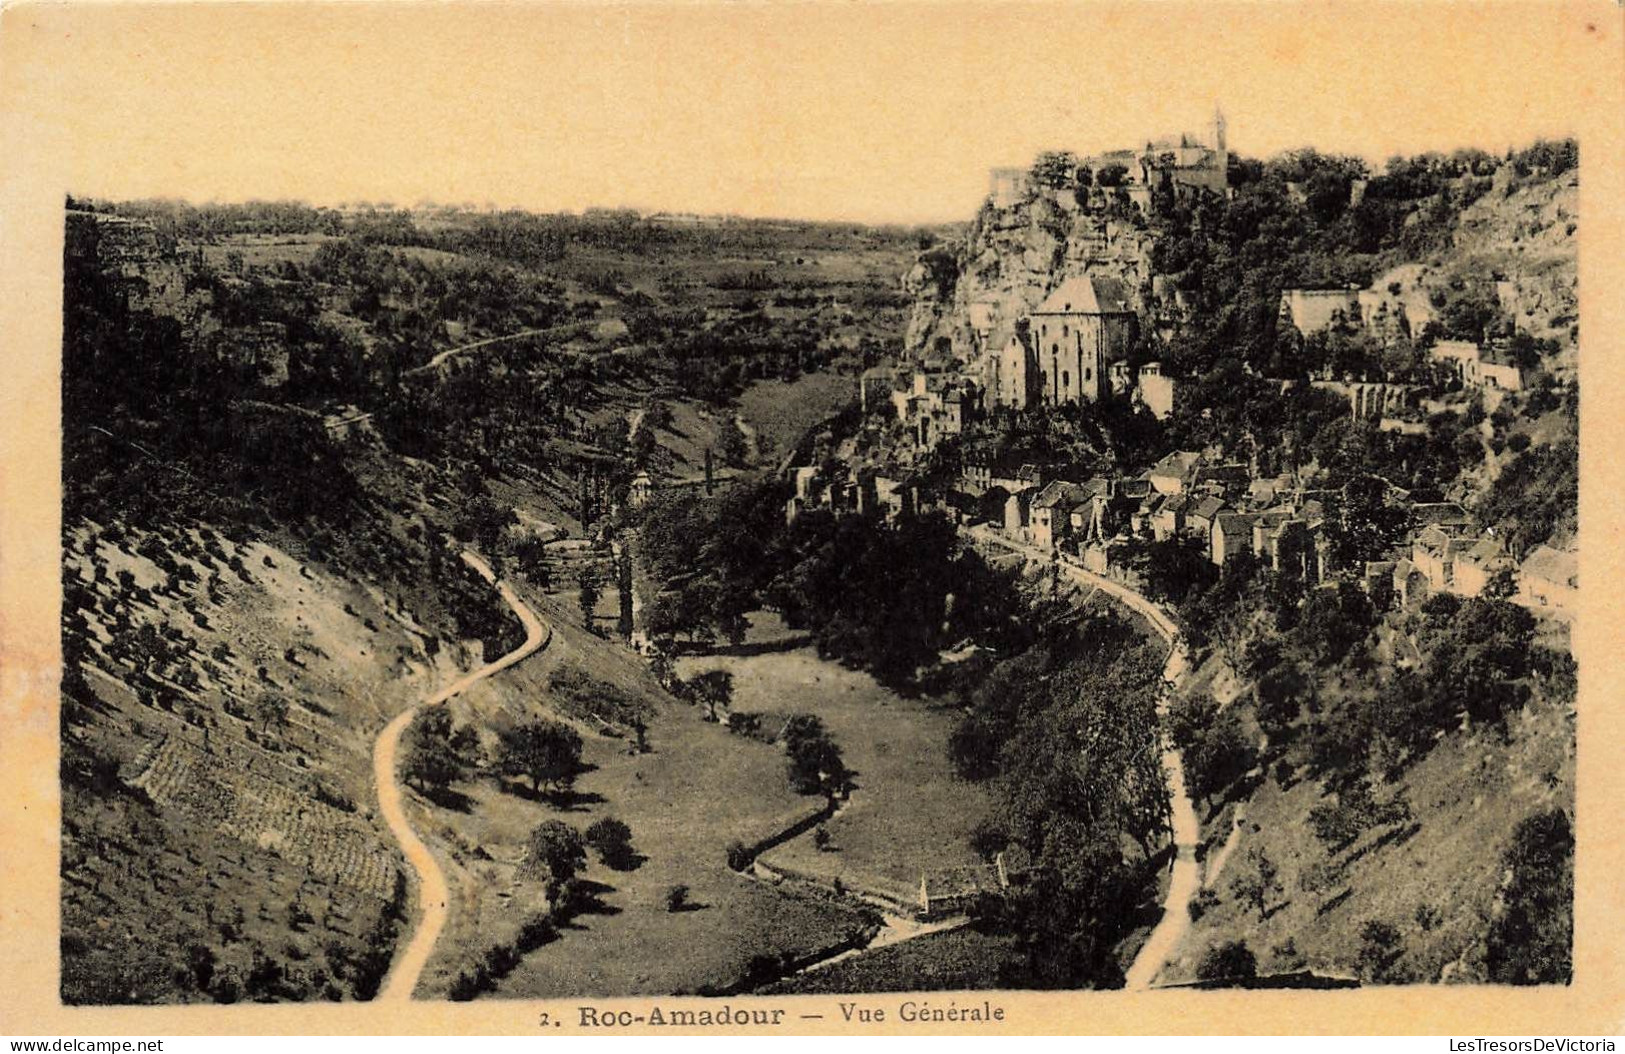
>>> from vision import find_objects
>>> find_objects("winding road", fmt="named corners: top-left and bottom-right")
top-left (373, 550), bottom-right (550, 1002)
top-left (405, 324), bottom-right (584, 377)
top-left (966, 525), bottom-right (1198, 990)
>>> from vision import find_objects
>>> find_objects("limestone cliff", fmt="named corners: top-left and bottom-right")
top-left (1449, 166), bottom-right (1578, 344)
top-left (903, 189), bottom-right (1156, 361)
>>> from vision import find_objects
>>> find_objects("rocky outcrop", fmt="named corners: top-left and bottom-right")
top-left (1449, 168), bottom-right (1578, 343)
top-left (904, 190), bottom-right (1157, 361)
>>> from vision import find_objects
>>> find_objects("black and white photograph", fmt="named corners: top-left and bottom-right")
top-left (3, 0), bottom-right (1618, 1037)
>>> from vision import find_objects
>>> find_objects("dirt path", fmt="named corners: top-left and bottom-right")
top-left (966, 526), bottom-right (1198, 990)
top-left (373, 550), bottom-right (550, 1002)
top-left (406, 325), bottom-right (576, 377)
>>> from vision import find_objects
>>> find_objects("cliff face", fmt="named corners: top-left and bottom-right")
top-left (904, 161), bottom-right (1578, 373)
top-left (1449, 167), bottom-right (1578, 344)
top-left (903, 190), bottom-right (1156, 361)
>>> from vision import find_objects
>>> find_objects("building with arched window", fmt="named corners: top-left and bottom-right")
top-left (1027, 275), bottom-right (1139, 405)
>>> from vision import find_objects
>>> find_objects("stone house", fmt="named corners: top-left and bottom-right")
top-left (1412, 525), bottom-right (1473, 591)
top-left (1029, 481), bottom-right (1091, 550)
top-left (1187, 496), bottom-right (1228, 543)
top-left (1361, 560), bottom-right (1397, 607)
top-left (1135, 361), bottom-right (1179, 420)
top-left (992, 462), bottom-right (1049, 494)
top-left (995, 324), bottom-right (1040, 410)
top-left (1077, 477), bottom-right (1139, 543)
top-left (1465, 355), bottom-right (1524, 393)
top-left (1211, 512), bottom-right (1257, 566)
top-left (1451, 537), bottom-right (1513, 597)
top-left (860, 365), bottom-right (906, 413)
top-left (1429, 340), bottom-right (1482, 371)
top-left (1279, 288), bottom-right (1361, 336)
top-left (1412, 502), bottom-right (1474, 532)
top-left (1392, 558), bottom-right (1430, 607)
top-left (873, 476), bottom-right (918, 521)
top-left (1148, 450), bottom-right (1203, 496)
top-left (968, 301), bottom-right (999, 343)
top-left (1149, 493), bottom-right (1190, 541)
top-left (1191, 463), bottom-right (1249, 498)
top-left (1255, 517), bottom-right (1315, 579)
top-left (989, 167), bottom-right (1033, 208)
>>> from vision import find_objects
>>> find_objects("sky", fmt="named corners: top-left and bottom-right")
top-left (1, 2), bottom-right (1610, 225)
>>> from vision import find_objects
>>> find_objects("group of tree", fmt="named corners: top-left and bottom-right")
top-left (401, 706), bottom-right (481, 797)
top-left (947, 608), bottom-right (1173, 988)
top-left (1166, 694), bottom-right (1259, 810)
top-left (497, 719), bottom-right (583, 798)
top-left (637, 480), bottom-right (1032, 691)
top-left (781, 714), bottom-right (849, 798)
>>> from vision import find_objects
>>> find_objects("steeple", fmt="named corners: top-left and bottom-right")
top-left (1212, 105), bottom-right (1227, 152)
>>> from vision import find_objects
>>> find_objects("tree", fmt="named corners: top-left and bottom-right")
top-left (584, 817), bottom-right (637, 870)
top-left (664, 884), bottom-right (690, 912)
top-left (577, 570), bottom-right (601, 631)
top-left (1294, 582), bottom-right (1377, 666)
top-left (1326, 476), bottom-right (1410, 567)
top-left (1141, 537), bottom-right (1217, 605)
top-left (514, 536), bottom-right (552, 589)
top-left (1095, 163), bottom-right (1129, 188)
top-left (1254, 663), bottom-right (1310, 742)
top-left (1420, 597), bottom-right (1537, 727)
top-left (616, 549), bottom-right (635, 640)
top-left (629, 422), bottom-right (657, 467)
top-left (719, 420), bottom-right (749, 469)
top-left (253, 693), bottom-right (289, 733)
top-left (1030, 151), bottom-right (1082, 190)
top-left (1484, 565), bottom-right (1518, 600)
top-left (688, 668), bottom-right (733, 723)
top-left (1197, 940), bottom-right (1257, 984)
top-left (782, 714), bottom-right (849, 797)
top-left (1185, 710), bottom-right (1257, 807)
top-left (524, 820), bottom-right (586, 889)
top-left (1355, 919), bottom-right (1403, 982)
top-left (498, 719), bottom-right (583, 795)
top-left (1227, 847), bottom-right (1281, 921)
top-left (648, 640), bottom-right (677, 688)
top-left (401, 712), bottom-right (467, 795)
top-left (1166, 693), bottom-right (1220, 756)
top-left (1486, 809), bottom-right (1573, 984)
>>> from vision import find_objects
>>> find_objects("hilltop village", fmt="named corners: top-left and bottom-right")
top-left (748, 123), bottom-right (1576, 988)
top-left (798, 115), bottom-right (1575, 617)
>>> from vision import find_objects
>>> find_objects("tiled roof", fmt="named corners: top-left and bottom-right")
top-left (1462, 537), bottom-right (1508, 565)
top-left (1033, 275), bottom-right (1135, 316)
top-left (1032, 481), bottom-right (1090, 509)
top-left (1150, 450), bottom-right (1202, 478)
top-left (1413, 502), bottom-right (1472, 527)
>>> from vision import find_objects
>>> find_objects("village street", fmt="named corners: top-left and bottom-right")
top-left (373, 550), bottom-right (551, 1001)
top-left (965, 524), bottom-right (1199, 989)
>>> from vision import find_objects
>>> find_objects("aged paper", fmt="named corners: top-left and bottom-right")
top-left (2, 0), bottom-right (1623, 1036)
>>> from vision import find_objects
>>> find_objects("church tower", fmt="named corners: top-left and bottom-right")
top-left (1212, 105), bottom-right (1227, 152)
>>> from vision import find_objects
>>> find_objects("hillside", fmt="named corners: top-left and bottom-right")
top-left (57, 201), bottom-right (922, 1003)
top-left (859, 138), bottom-right (1579, 987)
